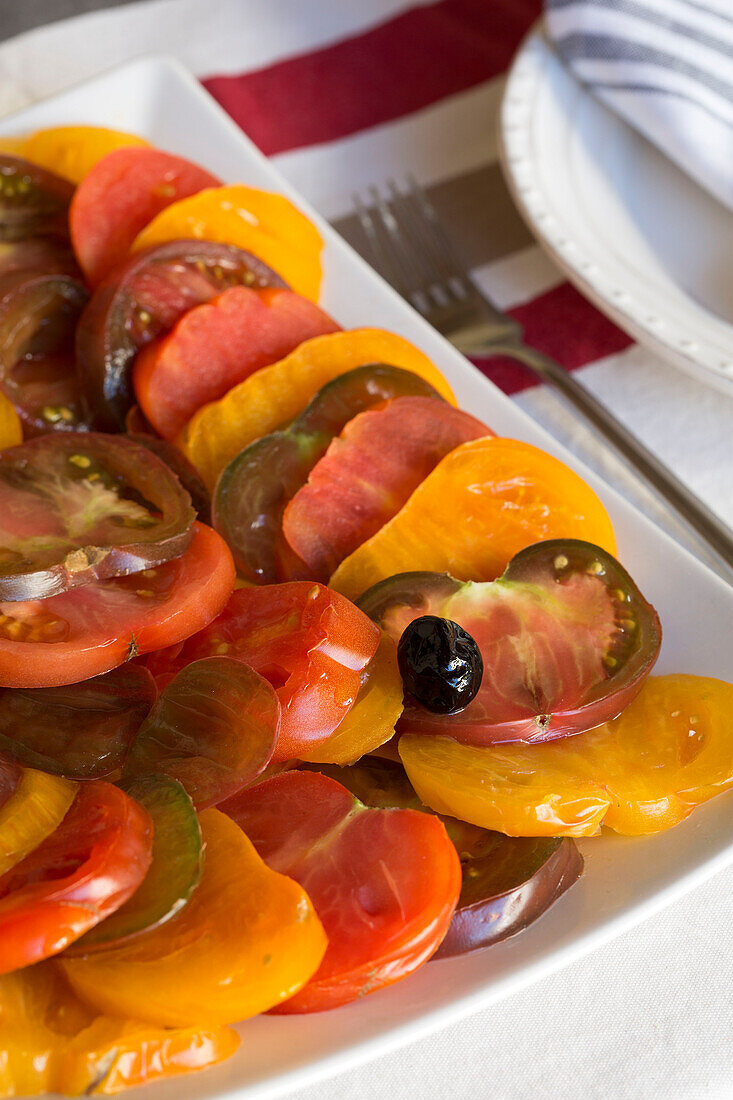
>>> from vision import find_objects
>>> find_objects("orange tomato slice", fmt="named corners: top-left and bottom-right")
top-left (19, 126), bottom-right (148, 183)
top-left (301, 632), bottom-right (404, 765)
top-left (0, 961), bottom-right (238, 1097)
top-left (180, 329), bottom-right (456, 491)
top-left (0, 392), bottom-right (22, 449)
top-left (62, 807), bottom-right (327, 1026)
top-left (0, 768), bottom-right (76, 877)
top-left (400, 675), bottom-right (733, 837)
top-left (329, 436), bottom-right (616, 600)
top-left (133, 184), bottom-right (323, 301)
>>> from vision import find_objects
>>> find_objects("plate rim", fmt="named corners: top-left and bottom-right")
top-left (498, 23), bottom-right (733, 397)
top-left (0, 51), bottom-right (731, 1100)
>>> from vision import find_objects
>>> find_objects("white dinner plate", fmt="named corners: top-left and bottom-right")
top-left (2, 55), bottom-right (732, 1100)
top-left (500, 24), bottom-right (733, 396)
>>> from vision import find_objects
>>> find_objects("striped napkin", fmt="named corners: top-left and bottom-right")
top-left (545, 0), bottom-right (733, 211)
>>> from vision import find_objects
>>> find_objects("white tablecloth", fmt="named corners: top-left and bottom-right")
top-left (0, 3), bottom-right (730, 1097)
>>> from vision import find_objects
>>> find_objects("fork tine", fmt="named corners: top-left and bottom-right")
top-left (398, 176), bottom-right (477, 301)
top-left (365, 185), bottom-right (437, 314)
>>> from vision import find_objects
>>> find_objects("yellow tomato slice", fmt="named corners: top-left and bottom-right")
top-left (133, 184), bottom-right (323, 300)
top-left (180, 328), bottom-right (456, 491)
top-left (0, 768), bottom-right (77, 876)
top-left (0, 962), bottom-right (238, 1097)
top-left (19, 126), bottom-right (148, 183)
top-left (301, 633), bottom-right (404, 765)
top-left (400, 675), bottom-right (733, 837)
top-left (62, 807), bottom-right (327, 1026)
top-left (329, 436), bottom-right (616, 601)
top-left (0, 392), bottom-right (22, 449)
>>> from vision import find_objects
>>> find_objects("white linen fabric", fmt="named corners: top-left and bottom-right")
top-left (545, 0), bottom-right (733, 211)
top-left (0, 3), bottom-right (730, 1099)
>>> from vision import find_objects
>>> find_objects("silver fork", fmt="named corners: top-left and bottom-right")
top-left (353, 178), bottom-right (733, 583)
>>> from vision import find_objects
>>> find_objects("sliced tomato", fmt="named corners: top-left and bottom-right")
top-left (69, 775), bottom-right (203, 954)
top-left (0, 665), bottom-right (156, 779)
top-left (124, 656), bottom-right (280, 807)
top-left (213, 364), bottom-right (447, 584)
top-left (0, 269), bottom-right (90, 435)
top-left (314, 757), bottom-right (583, 959)
top-left (0, 522), bottom-right (235, 688)
top-left (18, 126), bottom-right (148, 184)
top-left (283, 396), bottom-right (490, 580)
top-left (0, 236), bottom-right (80, 279)
top-left (0, 757), bottom-right (20, 813)
top-left (62, 808), bottom-right (327, 1027)
top-left (222, 769), bottom-right (461, 1012)
top-left (71, 147), bottom-right (221, 285)
top-left (0, 155), bottom-right (74, 241)
top-left (146, 581), bottom-right (380, 761)
top-left (0, 961), bottom-right (239, 1098)
top-left (0, 780), bottom-right (153, 972)
top-left (359, 539), bottom-right (661, 744)
top-left (0, 432), bottom-right (195, 601)
top-left (77, 239), bottom-right (287, 431)
top-left (133, 286), bottom-right (339, 440)
top-left (0, 768), bottom-right (77, 877)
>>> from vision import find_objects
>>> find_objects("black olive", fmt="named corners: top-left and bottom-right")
top-left (397, 615), bottom-right (483, 715)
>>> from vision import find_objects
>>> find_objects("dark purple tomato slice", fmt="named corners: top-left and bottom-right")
top-left (0, 755), bottom-right (21, 812)
top-left (67, 774), bottom-right (203, 955)
top-left (358, 539), bottom-right (661, 745)
top-left (0, 432), bottom-right (196, 601)
top-left (0, 236), bottom-right (80, 280)
top-left (0, 269), bottom-right (90, 435)
top-left (123, 656), bottom-right (280, 809)
top-left (0, 156), bottom-right (74, 242)
top-left (76, 239), bottom-right (287, 431)
top-left (310, 757), bottom-right (582, 958)
top-left (213, 364), bottom-right (446, 584)
top-left (126, 432), bottom-right (211, 525)
top-left (0, 664), bottom-right (156, 779)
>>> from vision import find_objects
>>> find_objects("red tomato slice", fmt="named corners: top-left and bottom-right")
top-left (133, 286), bottom-right (339, 440)
top-left (222, 769), bottom-right (461, 1012)
top-left (70, 148), bottom-right (220, 285)
top-left (0, 523), bottom-right (235, 689)
top-left (146, 582), bottom-right (379, 761)
top-left (283, 396), bottom-right (491, 580)
top-left (0, 780), bottom-right (153, 973)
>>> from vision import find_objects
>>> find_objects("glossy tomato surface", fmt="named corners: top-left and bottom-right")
top-left (76, 239), bottom-right (286, 430)
top-left (0, 768), bottom-right (77, 877)
top-left (133, 285), bottom-right (339, 440)
top-left (222, 769), bottom-right (461, 1012)
top-left (147, 582), bottom-right (380, 761)
top-left (360, 540), bottom-right (661, 744)
top-left (330, 437), bottom-right (617, 601)
top-left (0, 961), bottom-right (239, 1097)
top-left (213, 364), bottom-right (445, 584)
top-left (0, 268), bottom-right (90, 435)
top-left (315, 757), bottom-right (583, 958)
top-left (0, 432), bottom-right (195, 601)
top-left (0, 155), bottom-right (74, 241)
top-left (0, 780), bottom-right (153, 972)
top-left (0, 522), bottom-right (235, 688)
top-left (0, 665), bottom-right (156, 779)
top-left (70, 146), bottom-right (220, 284)
top-left (400, 675), bottom-right (733, 836)
top-left (124, 656), bottom-right (280, 807)
top-left (283, 396), bottom-right (490, 580)
top-left (62, 808), bottom-right (327, 1027)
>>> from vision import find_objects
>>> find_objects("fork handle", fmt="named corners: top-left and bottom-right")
top-left (480, 342), bottom-right (733, 583)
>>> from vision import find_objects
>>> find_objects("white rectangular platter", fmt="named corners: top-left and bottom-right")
top-left (2, 55), bottom-right (731, 1100)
